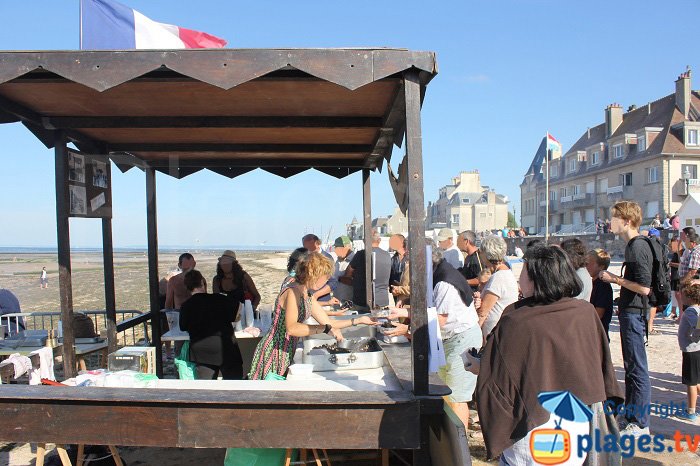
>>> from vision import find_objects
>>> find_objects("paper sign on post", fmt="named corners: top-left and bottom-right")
top-left (428, 306), bottom-right (446, 373)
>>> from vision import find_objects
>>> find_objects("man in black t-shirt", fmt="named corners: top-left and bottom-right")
top-left (599, 201), bottom-right (652, 437)
top-left (457, 230), bottom-right (485, 292)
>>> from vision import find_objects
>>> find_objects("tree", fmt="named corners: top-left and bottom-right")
top-left (507, 211), bottom-right (519, 228)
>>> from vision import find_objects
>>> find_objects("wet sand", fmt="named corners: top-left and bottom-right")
top-left (0, 255), bottom-right (697, 465)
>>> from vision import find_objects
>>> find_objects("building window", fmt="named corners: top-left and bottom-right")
top-left (591, 151), bottom-right (600, 165)
top-left (613, 144), bottom-right (624, 159)
top-left (682, 164), bottom-right (698, 179)
top-left (550, 164), bottom-right (558, 177)
top-left (560, 187), bottom-right (567, 198)
top-left (647, 166), bottom-right (659, 183)
top-left (572, 185), bottom-right (581, 195)
top-left (452, 214), bottom-right (459, 224)
top-left (480, 213), bottom-right (487, 218)
top-left (569, 157), bottom-right (577, 173)
top-left (688, 129), bottom-right (699, 146)
top-left (637, 136), bottom-right (646, 152)
top-left (599, 178), bottom-right (608, 192)
top-left (620, 172), bottom-right (633, 186)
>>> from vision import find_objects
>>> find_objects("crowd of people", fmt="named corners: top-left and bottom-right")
top-left (377, 201), bottom-right (698, 463)
top-left (132, 199), bottom-right (700, 463)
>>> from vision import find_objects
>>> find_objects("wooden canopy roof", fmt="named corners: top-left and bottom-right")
top-left (0, 49), bottom-right (437, 179)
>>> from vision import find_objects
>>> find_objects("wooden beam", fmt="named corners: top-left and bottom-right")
top-left (102, 217), bottom-right (117, 354)
top-left (404, 70), bottom-right (428, 397)
top-left (145, 167), bottom-right (162, 377)
top-left (142, 158), bottom-right (365, 169)
top-left (362, 169), bottom-right (373, 309)
top-left (54, 132), bottom-right (76, 378)
top-left (44, 116), bottom-right (383, 129)
top-left (106, 143), bottom-right (372, 153)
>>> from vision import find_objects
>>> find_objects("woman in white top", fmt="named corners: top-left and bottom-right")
top-left (429, 238), bottom-right (482, 430)
top-left (477, 235), bottom-right (519, 339)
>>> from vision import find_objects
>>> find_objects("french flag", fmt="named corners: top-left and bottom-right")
top-left (80, 0), bottom-right (227, 50)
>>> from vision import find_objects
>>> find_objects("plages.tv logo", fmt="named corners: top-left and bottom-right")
top-left (528, 391), bottom-right (592, 465)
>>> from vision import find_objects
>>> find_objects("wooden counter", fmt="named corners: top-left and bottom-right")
top-left (0, 342), bottom-right (446, 451)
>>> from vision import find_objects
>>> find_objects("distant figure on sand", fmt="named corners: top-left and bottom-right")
top-left (40, 267), bottom-right (48, 289)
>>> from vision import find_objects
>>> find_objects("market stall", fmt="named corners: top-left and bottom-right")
top-left (0, 48), bottom-right (466, 464)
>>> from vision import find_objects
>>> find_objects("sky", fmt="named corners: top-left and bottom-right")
top-left (0, 0), bottom-right (698, 249)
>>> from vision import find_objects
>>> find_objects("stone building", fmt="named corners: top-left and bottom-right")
top-left (426, 170), bottom-right (509, 232)
top-left (521, 70), bottom-right (700, 234)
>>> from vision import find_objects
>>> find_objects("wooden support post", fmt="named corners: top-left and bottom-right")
top-left (146, 167), bottom-right (163, 377)
top-left (102, 217), bottom-right (117, 354)
top-left (55, 131), bottom-right (76, 378)
top-left (362, 168), bottom-right (373, 309)
top-left (404, 70), bottom-right (429, 396)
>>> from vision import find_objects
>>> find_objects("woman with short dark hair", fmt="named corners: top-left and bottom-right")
top-left (179, 270), bottom-right (243, 380)
top-left (473, 245), bottom-right (623, 464)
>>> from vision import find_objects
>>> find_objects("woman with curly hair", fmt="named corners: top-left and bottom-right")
top-left (248, 251), bottom-right (376, 380)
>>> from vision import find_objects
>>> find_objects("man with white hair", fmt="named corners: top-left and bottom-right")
top-left (437, 227), bottom-right (464, 270)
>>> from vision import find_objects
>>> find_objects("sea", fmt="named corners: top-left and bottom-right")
top-left (0, 245), bottom-right (297, 254)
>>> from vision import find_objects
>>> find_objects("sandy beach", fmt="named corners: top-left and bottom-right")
top-left (0, 253), bottom-right (698, 465)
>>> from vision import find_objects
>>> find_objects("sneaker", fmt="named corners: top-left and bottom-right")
top-left (675, 410), bottom-right (698, 422)
top-left (619, 423), bottom-right (650, 438)
top-left (616, 415), bottom-right (629, 431)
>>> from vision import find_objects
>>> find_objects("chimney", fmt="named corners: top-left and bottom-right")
top-left (675, 69), bottom-right (692, 119)
top-left (605, 103), bottom-right (623, 138)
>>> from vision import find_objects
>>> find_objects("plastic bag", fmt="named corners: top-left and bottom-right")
top-left (174, 340), bottom-right (196, 380)
top-left (223, 448), bottom-right (294, 466)
top-left (243, 299), bottom-right (254, 328)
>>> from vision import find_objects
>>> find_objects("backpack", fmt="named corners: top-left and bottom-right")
top-left (629, 235), bottom-right (671, 307)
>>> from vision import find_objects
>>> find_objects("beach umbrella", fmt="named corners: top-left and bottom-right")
top-left (538, 390), bottom-right (593, 424)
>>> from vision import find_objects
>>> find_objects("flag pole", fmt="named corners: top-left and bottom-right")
top-left (545, 132), bottom-right (550, 242)
top-left (79, 0), bottom-right (83, 49)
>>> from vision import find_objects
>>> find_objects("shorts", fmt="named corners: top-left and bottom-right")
top-left (438, 325), bottom-right (482, 403)
top-left (681, 351), bottom-right (700, 385)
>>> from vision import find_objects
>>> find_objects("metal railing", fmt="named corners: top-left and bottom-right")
top-left (0, 310), bottom-right (149, 347)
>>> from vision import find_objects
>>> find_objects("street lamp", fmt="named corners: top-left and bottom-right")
top-left (683, 166), bottom-right (692, 195)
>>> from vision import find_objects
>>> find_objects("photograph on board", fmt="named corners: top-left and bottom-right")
top-left (69, 185), bottom-right (86, 215)
top-left (92, 160), bottom-right (108, 188)
top-left (68, 152), bottom-right (85, 184)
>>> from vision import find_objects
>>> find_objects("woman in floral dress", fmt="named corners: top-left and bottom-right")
top-left (248, 251), bottom-right (376, 380)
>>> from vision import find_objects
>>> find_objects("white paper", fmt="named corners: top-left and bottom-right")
top-left (427, 306), bottom-right (446, 373)
top-left (90, 192), bottom-right (106, 212)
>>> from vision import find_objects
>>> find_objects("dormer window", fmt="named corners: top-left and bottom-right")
top-left (613, 144), bottom-right (624, 159)
top-left (688, 128), bottom-right (699, 147)
top-left (637, 135), bottom-right (646, 152)
top-left (591, 151), bottom-right (600, 165)
top-left (568, 157), bottom-right (577, 173)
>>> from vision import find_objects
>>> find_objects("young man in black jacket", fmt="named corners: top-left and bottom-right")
top-left (599, 201), bottom-right (652, 437)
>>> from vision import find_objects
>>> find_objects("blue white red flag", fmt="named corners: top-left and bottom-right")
top-left (80, 0), bottom-right (227, 50)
